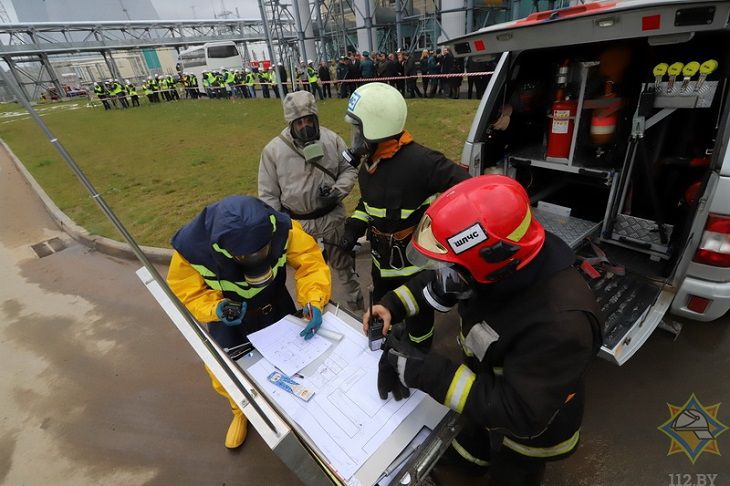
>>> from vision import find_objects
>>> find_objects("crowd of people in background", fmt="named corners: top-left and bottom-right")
top-left (91, 47), bottom-right (496, 110)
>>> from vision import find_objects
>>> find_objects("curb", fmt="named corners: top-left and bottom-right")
top-left (1, 140), bottom-right (174, 265)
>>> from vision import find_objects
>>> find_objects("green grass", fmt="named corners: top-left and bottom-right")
top-left (0, 96), bottom-right (479, 247)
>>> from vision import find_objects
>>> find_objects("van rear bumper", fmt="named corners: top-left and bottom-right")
top-left (671, 276), bottom-right (730, 321)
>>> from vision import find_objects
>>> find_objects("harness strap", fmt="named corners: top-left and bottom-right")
top-left (370, 224), bottom-right (417, 241)
top-left (281, 203), bottom-right (338, 220)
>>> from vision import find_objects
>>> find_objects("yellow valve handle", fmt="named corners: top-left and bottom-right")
top-left (667, 62), bottom-right (685, 77)
top-left (700, 59), bottom-right (719, 75)
top-left (652, 63), bottom-right (669, 77)
top-left (682, 61), bottom-right (700, 78)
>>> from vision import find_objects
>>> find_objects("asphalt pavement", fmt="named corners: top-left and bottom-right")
top-left (1, 143), bottom-right (729, 486)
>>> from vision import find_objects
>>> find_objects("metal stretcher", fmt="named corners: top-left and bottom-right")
top-left (137, 266), bottom-right (461, 486)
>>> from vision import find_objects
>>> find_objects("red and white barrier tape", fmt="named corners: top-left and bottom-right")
top-left (95, 70), bottom-right (495, 99)
top-left (312, 71), bottom-right (494, 85)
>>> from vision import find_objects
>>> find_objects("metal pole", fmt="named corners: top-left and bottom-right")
top-left (0, 65), bottom-right (280, 437)
top-left (395, 0), bottom-right (403, 51)
top-left (314, 0), bottom-right (327, 61)
top-left (28, 30), bottom-right (66, 98)
top-left (241, 41), bottom-right (252, 64)
top-left (340, 0), bottom-right (348, 54)
top-left (258, 0), bottom-right (287, 105)
top-left (363, 0), bottom-right (374, 53)
top-left (511, 0), bottom-right (521, 21)
top-left (291, 0), bottom-right (309, 63)
top-left (2, 56), bottom-right (31, 100)
top-left (466, 0), bottom-right (474, 34)
top-left (101, 50), bottom-right (122, 80)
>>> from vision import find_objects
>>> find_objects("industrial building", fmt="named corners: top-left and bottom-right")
top-left (0, 0), bottom-right (572, 100)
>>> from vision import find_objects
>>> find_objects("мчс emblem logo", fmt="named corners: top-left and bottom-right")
top-left (657, 393), bottom-right (728, 463)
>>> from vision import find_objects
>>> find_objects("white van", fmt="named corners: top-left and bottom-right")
top-left (444, 0), bottom-right (730, 365)
top-left (178, 41), bottom-right (244, 93)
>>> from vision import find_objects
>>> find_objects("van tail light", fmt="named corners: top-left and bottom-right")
top-left (694, 214), bottom-right (730, 266)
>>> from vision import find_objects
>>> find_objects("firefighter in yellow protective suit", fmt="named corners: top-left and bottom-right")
top-left (166, 195), bottom-right (331, 448)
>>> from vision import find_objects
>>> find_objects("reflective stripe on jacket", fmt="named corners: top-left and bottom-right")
top-left (168, 209), bottom-right (330, 322)
top-left (379, 234), bottom-right (603, 460)
top-left (345, 132), bottom-right (469, 278)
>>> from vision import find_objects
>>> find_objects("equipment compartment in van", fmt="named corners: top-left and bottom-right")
top-left (461, 25), bottom-right (728, 364)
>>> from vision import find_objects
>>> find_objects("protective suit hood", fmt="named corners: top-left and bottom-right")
top-left (171, 196), bottom-right (292, 289)
top-left (206, 196), bottom-right (285, 256)
top-left (283, 91), bottom-right (318, 123)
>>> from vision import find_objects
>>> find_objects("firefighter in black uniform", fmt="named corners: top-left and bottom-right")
top-left (340, 82), bottom-right (470, 349)
top-left (367, 175), bottom-right (603, 485)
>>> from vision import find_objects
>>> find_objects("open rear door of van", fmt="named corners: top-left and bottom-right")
top-left (445, 0), bottom-right (730, 366)
top-left (584, 263), bottom-right (675, 365)
top-left (534, 208), bottom-right (677, 365)
top-left (444, 0), bottom-right (730, 57)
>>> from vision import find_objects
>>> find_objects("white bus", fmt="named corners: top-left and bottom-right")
top-left (178, 41), bottom-right (244, 93)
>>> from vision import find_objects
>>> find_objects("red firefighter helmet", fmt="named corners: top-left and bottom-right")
top-left (407, 175), bottom-right (545, 283)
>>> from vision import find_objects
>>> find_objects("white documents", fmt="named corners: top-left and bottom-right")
top-left (247, 312), bottom-right (426, 481)
top-left (247, 315), bottom-right (332, 377)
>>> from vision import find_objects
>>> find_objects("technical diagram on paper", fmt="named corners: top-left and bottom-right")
top-left (247, 315), bottom-right (332, 377)
top-left (248, 312), bottom-right (426, 481)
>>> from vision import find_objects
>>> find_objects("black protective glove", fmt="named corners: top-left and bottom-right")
top-left (339, 232), bottom-right (358, 253)
top-left (318, 185), bottom-right (341, 206)
top-left (377, 324), bottom-right (426, 401)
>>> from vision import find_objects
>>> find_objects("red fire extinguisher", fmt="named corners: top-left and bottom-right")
top-left (546, 88), bottom-right (578, 160)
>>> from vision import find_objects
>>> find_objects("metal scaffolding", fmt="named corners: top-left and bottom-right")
top-left (0, 18), bottom-right (295, 99)
top-left (264, 0), bottom-right (578, 61)
top-left (267, 0), bottom-right (507, 61)
top-left (0, 0), bottom-right (575, 99)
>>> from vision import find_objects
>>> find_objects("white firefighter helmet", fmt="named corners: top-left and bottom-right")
top-left (346, 82), bottom-right (407, 142)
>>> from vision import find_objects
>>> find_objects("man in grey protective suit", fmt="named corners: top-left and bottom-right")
top-left (258, 90), bottom-right (364, 310)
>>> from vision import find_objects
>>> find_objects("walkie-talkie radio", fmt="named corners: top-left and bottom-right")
top-left (368, 289), bottom-right (385, 351)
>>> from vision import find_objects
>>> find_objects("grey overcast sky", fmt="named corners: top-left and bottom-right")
top-left (152, 0), bottom-right (261, 20)
top-left (2, 0), bottom-right (263, 22)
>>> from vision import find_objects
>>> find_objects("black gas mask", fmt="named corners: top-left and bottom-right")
top-left (341, 119), bottom-right (373, 168)
top-left (290, 114), bottom-right (320, 145)
top-left (233, 241), bottom-right (274, 288)
top-left (425, 265), bottom-right (474, 308)
top-left (291, 114), bottom-right (323, 163)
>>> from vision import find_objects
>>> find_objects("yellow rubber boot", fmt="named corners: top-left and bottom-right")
top-left (225, 409), bottom-right (248, 449)
top-left (205, 366), bottom-right (248, 449)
